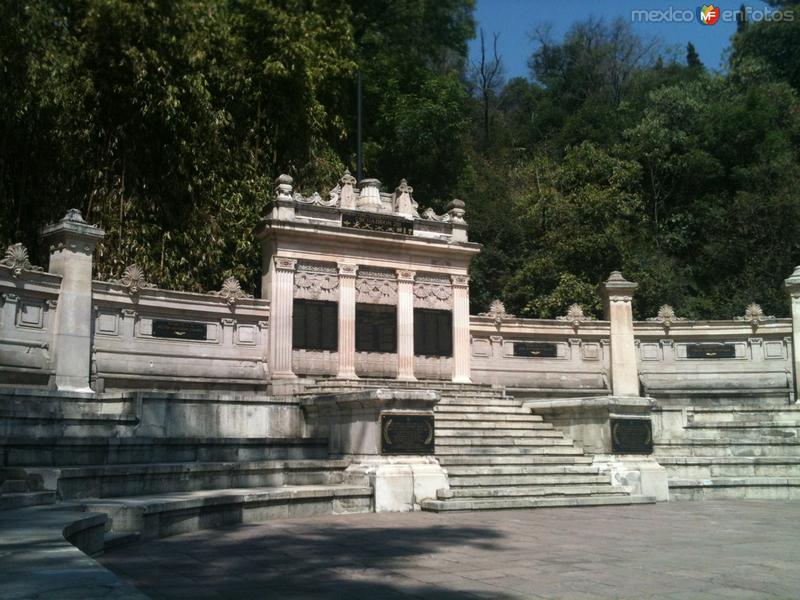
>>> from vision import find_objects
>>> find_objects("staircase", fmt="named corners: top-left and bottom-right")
top-left (303, 379), bottom-right (656, 511)
top-left (654, 399), bottom-right (800, 500)
top-left (0, 468), bottom-right (56, 510)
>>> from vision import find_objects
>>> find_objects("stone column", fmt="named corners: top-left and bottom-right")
top-left (270, 257), bottom-right (296, 379)
top-left (601, 271), bottom-right (640, 397)
top-left (40, 210), bottom-right (105, 392)
top-left (337, 263), bottom-right (358, 379)
top-left (451, 274), bottom-right (472, 384)
top-left (784, 266), bottom-right (800, 401)
top-left (396, 270), bottom-right (416, 381)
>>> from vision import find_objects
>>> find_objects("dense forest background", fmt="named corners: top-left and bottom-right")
top-left (2, 0), bottom-right (799, 318)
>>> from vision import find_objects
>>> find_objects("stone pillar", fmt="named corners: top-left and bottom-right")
top-left (601, 271), bottom-right (640, 397)
top-left (40, 210), bottom-right (105, 392)
top-left (784, 266), bottom-right (800, 401)
top-left (337, 263), bottom-right (358, 379)
top-left (396, 270), bottom-right (416, 381)
top-left (451, 274), bottom-right (472, 384)
top-left (270, 257), bottom-right (296, 379)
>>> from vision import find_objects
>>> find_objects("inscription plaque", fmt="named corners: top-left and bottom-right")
top-left (686, 344), bottom-right (735, 359)
top-left (342, 210), bottom-right (413, 235)
top-left (381, 414), bottom-right (435, 455)
top-left (610, 418), bottom-right (653, 454)
top-left (513, 342), bottom-right (557, 358)
top-left (152, 319), bottom-right (207, 341)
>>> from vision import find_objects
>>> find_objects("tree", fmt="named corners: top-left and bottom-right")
top-left (686, 42), bottom-right (703, 70)
top-left (469, 29), bottom-right (504, 145)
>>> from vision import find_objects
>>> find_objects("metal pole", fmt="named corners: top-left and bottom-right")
top-left (357, 70), bottom-right (363, 182)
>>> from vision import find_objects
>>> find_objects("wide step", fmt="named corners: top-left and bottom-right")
top-left (440, 485), bottom-right (627, 499)
top-left (449, 474), bottom-right (610, 487)
top-left (421, 495), bottom-right (656, 512)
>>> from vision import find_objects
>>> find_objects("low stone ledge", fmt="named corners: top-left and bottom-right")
top-left (0, 505), bottom-right (149, 599)
top-left (524, 396), bottom-right (655, 413)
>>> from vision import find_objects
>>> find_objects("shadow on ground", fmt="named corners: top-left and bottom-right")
top-left (100, 518), bottom-right (515, 599)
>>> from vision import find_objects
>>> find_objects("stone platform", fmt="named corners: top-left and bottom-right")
top-left (98, 500), bottom-right (800, 599)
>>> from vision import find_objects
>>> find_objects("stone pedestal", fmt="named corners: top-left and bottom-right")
top-left (269, 257), bottom-right (296, 380)
top-left (785, 265), bottom-right (800, 402)
top-left (396, 270), bottom-right (416, 381)
top-left (301, 389), bottom-right (449, 511)
top-left (602, 271), bottom-right (640, 397)
top-left (40, 210), bottom-right (104, 392)
top-left (523, 395), bottom-right (669, 501)
top-left (451, 275), bottom-right (471, 383)
top-left (337, 264), bottom-right (358, 379)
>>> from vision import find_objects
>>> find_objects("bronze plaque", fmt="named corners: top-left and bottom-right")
top-left (513, 342), bottom-right (557, 358)
top-left (381, 414), bottom-right (435, 455)
top-left (342, 210), bottom-right (413, 235)
top-left (152, 319), bottom-right (207, 341)
top-left (611, 418), bottom-right (653, 454)
top-left (686, 344), bottom-right (735, 359)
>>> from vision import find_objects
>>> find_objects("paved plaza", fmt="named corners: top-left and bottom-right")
top-left (99, 500), bottom-right (800, 599)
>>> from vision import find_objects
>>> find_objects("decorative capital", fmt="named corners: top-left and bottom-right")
top-left (602, 271), bottom-right (638, 301)
top-left (1, 243), bottom-right (43, 278)
top-left (112, 264), bottom-right (156, 296)
top-left (274, 257), bottom-right (297, 272)
top-left (211, 277), bottom-right (253, 306)
top-left (446, 199), bottom-right (466, 225)
top-left (451, 274), bottom-right (469, 288)
top-left (340, 169), bottom-right (357, 187)
top-left (785, 265), bottom-right (800, 296)
top-left (338, 263), bottom-right (358, 277)
top-left (396, 269), bottom-right (415, 282)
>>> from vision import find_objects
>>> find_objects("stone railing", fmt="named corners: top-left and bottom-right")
top-left (0, 256), bottom-right (60, 387)
top-left (469, 302), bottom-right (611, 396)
top-left (91, 276), bottom-right (269, 392)
top-left (634, 311), bottom-right (793, 399)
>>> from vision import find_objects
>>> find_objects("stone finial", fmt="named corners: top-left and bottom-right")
top-left (338, 169), bottom-right (357, 209)
top-left (647, 304), bottom-right (685, 330)
top-left (557, 303), bottom-right (595, 329)
top-left (113, 264), bottom-right (156, 296)
top-left (446, 199), bottom-right (466, 224)
top-left (1, 243), bottom-right (43, 278)
top-left (211, 277), bottom-right (253, 306)
top-left (356, 178), bottom-right (382, 211)
top-left (785, 265), bottom-right (800, 296)
top-left (735, 302), bottom-right (775, 330)
top-left (479, 299), bottom-right (514, 326)
top-left (394, 179), bottom-right (420, 218)
top-left (274, 174), bottom-right (293, 201)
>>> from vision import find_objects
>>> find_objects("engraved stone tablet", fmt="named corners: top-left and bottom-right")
top-left (152, 319), bottom-right (207, 341)
top-left (611, 418), bottom-right (653, 454)
top-left (686, 344), bottom-right (735, 359)
top-left (381, 414), bottom-right (435, 455)
top-left (513, 342), bottom-right (557, 358)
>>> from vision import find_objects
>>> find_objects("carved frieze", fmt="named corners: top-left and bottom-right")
top-left (112, 264), bottom-right (156, 296)
top-left (211, 277), bottom-right (253, 306)
top-left (413, 274), bottom-right (452, 309)
top-left (356, 269), bottom-right (397, 305)
top-left (1, 243), bottom-right (43, 278)
top-left (294, 262), bottom-right (339, 301)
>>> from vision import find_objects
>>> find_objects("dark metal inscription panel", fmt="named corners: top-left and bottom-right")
top-left (686, 344), bottom-right (736, 359)
top-left (513, 342), bottom-right (558, 358)
top-left (381, 414), bottom-right (435, 455)
top-left (610, 418), bottom-right (653, 454)
top-left (152, 319), bottom-right (207, 341)
top-left (342, 210), bottom-right (413, 235)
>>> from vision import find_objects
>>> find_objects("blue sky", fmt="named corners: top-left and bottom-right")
top-left (468, 0), bottom-right (773, 80)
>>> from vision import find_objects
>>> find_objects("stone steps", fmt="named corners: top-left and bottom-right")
top-left (435, 413), bottom-right (545, 422)
top-left (656, 440), bottom-right (800, 457)
top-left (668, 477), bottom-right (800, 500)
top-left (444, 465), bottom-right (600, 476)
top-left (438, 455), bottom-right (595, 466)
top-left (448, 474), bottom-right (611, 487)
top-left (683, 427), bottom-right (799, 441)
top-left (437, 428), bottom-right (563, 438)
top-left (437, 437), bottom-right (574, 447)
top-left (420, 494), bottom-right (655, 512)
top-left (658, 456), bottom-right (800, 479)
top-left (23, 459), bottom-right (355, 500)
top-left (435, 420), bottom-right (550, 429)
top-left (434, 405), bottom-right (532, 414)
top-left (439, 484), bottom-right (626, 499)
top-left (0, 491), bottom-right (57, 510)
